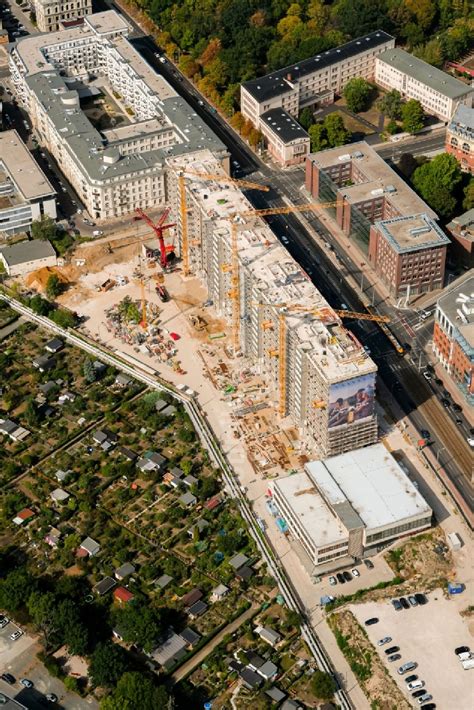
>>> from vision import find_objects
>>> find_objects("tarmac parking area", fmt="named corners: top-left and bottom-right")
top-left (350, 589), bottom-right (473, 710)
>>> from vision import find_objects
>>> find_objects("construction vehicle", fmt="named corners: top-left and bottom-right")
top-left (155, 284), bottom-right (170, 303)
top-left (134, 207), bottom-right (176, 270)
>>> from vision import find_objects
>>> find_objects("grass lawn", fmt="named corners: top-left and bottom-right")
top-left (332, 110), bottom-right (374, 137)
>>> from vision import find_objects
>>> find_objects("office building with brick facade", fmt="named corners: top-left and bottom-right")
top-left (446, 208), bottom-right (474, 269)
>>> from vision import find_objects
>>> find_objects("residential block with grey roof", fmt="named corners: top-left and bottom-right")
top-left (270, 443), bottom-right (432, 573)
top-left (375, 47), bottom-right (473, 121)
top-left (240, 30), bottom-right (394, 166)
top-left (9, 11), bottom-right (227, 223)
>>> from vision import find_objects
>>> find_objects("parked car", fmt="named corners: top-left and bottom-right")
top-left (417, 694), bottom-right (433, 705)
top-left (391, 599), bottom-right (403, 611)
top-left (405, 674), bottom-right (418, 684)
top-left (414, 593), bottom-right (428, 605)
top-left (420, 704), bottom-right (436, 710)
top-left (329, 576), bottom-right (337, 586)
top-left (10, 630), bottom-right (23, 641)
top-left (385, 646), bottom-right (400, 655)
top-left (388, 653), bottom-right (401, 662)
top-left (408, 595), bottom-right (418, 607)
top-left (398, 661), bottom-right (417, 675)
top-left (399, 597), bottom-right (410, 609)
top-left (0, 673), bottom-right (15, 685)
top-left (420, 430), bottom-right (431, 440)
top-left (20, 679), bottom-right (33, 688)
top-left (351, 568), bottom-right (360, 577)
top-left (363, 559), bottom-right (374, 569)
top-left (413, 689), bottom-right (427, 698)
top-left (46, 694), bottom-right (58, 703)
top-left (378, 637), bottom-right (392, 646)
top-left (169, 332), bottom-right (180, 341)
top-left (454, 646), bottom-right (470, 656)
top-left (336, 573), bottom-right (345, 584)
top-left (365, 617), bottom-right (379, 626)
top-left (92, 230), bottom-right (103, 236)
top-left (343, 571), bottom-right (352, 582)
top-left (0, 616), bottom-right (9, 629)
top-left (408, 680), bottom-right (425, 691)
top-left (452, 403), bottom-right (462, 412)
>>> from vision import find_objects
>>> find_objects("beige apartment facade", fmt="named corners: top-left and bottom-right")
top-left (33, 0), bottom-right (93, 32)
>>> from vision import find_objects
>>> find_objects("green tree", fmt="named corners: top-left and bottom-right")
top-left (46, 274), bottom-right (63, 299)
top-left (0, 568), bottom-right (36, 612)
top-left (100, 672), bottom-right (168, 710)
top-left (311, 669), bottom-right (337, 700)
top-left (83, 359), bottom-right (97, 383)
top-left (51, 309), bottom-right (76, 329)
top-left (401, 99), bottom-right (424, 134)
top-left (343, 78), bottom-right (373, 113)
top-left (27, 591), bottom-right (58, 646)
top-left (90, 642), bottom-right (129, 687)
top-left (377, 90), bottom-right (402, 120)
top-left (413, 38), bottom-right (443, 67)
top-left (31, 215), bottom-right (56, 241)
top-left (299, 107), bottom-right (314, 130)
top-left (25, 398), bottom-right (41, 428)
top-left (308, 123), bottom-right (328, 152)
top-left (54, 599), bottom-right (89, 656)
top-left (397, 152), bottom-right (419, 179)
top-left (412, 153), bottom-right (462, 218)
top-left (324, 113), bottom-right (350, 147)
top-left (463, 179), bottom-right (474, 211)
top-left (113, 603), bottom-right (164, 654)
top-left (29, 295), bottom-right (52, 316)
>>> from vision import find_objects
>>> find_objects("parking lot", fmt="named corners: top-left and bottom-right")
top-left (350, 589), bottom-right (473, 709)
top-left (0, 622), bottom-right (97, 709)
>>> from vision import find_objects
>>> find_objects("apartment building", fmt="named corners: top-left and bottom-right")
top-left (270, 444), bottom-right (432, 573)
top-left (446, 104), bottom-right (474, 173)
top-left (259, 109), bottom-right (310, 167)
top-left (167, 150), bottom-right (378, 458)
top-left (368, 214), bottom-right (449, 299)
top-left (305, 142), bottom-right (443, 302)
top-left (9, 11), bottom-right (227, 222)
top-left (32, 0), bottom-right (92, 32)
top-left (0, 129), bottom-right (56, 237)
top-left (241, 31), bottom-right (394, 127)
top-left (375, 48), bottom-right (473, 122)
top-left (433, 275), bottom-right (473, 404)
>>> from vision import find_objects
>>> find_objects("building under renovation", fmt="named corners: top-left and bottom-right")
top-left (167, 150), bottom-right (378, 458)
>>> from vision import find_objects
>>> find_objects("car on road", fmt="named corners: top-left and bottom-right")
top-left (363, 559), bottom-right (374, 569)
top-left (198, 99), bottom-right (204, 105)
top-left (0, 673), bottom-right (15, 685)
top-left (46, 694), bottom-right (58, 703)
top-left (467, 437), bottom-right (474, 448)
top-left (329, 576), bottom-right (337, 586)
top-left (159, 56), bottom-right (167, 63)
top-left (422, 371), bottom-right (432, 381)
top-left (92, 230), bottom-right (103, 236)
top-left (343, 571), bottom-right (352, 582)
top-left (351, 568), bottom-right (360, 577)
top-left (455, 418), bottom-right (463, 425)
top-left (420, 429), bottom-right (431, 440)
top-left (408, 595), bottom-right (418, 607)
top-left (377, 637), bottom-right (392, 646)
top-left (434, 378), bottom-right (442, 385)
top-left (414, 593), bottom-right (428, 605)
top-left (391, 599), bottom-right (403, 611)
top-left (385, 646), bottom-right (400, 655)
top-left (452, 403), bottom-right (462, 412)
top-left (405, 674), bottom-right (418, 684)
top-left (399, 597), bottom-right (410, 609)
top-left (420, 309), bottom-right (432, 320)
top-left (365, 617), bottom-right (378, 626)
top-left (20, 679), bottom-right (33, 688)
top-left (388, 653), bottom-right (401, 662)
top-left (398, 661), bottom-right (417, 675)
top-left (441, 398), bottom-right (450, 408)
top-left (10, 630), bottom-right (23, 641)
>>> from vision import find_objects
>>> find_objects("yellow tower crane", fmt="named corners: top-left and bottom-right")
top-left (251, 301), bottom-right (389, 417)
top-left (177, 169), bottom-right (270, 278)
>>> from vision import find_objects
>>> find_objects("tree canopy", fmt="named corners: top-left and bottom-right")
top-left (100, 672), bottom-right (169, 710)
top-left (113, 603), bottom-right (164, 654)
top-left (90, 642), bottom-right (129, 688)
top-left (311, 669), bottom-right (337, 700)
top-left (412, 152), bottom-right (462, 218)
top-left (401, 99), bottom-right (424, 134)
top-left (343, 78), bottom-right (374, 113)
top-left (308, 113), bottom-right (350, 152)
top-left (31, 215), bottom-right (57, 241)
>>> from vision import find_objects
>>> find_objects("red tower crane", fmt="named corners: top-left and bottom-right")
top-left (133, 207), bottom-right (176, 270)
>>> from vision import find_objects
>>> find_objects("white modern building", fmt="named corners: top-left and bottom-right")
top-left (259, 108), bottom-right (310, 166)
top-left (240, 30), bottom-right (394, 134)
top-left (375, 48), bottom-right (473, 122)
top-left (9, 11), bottom-right (227, 222)
top-left (0, 239), bottom-right (57, 276)
top-left (0, 130), bottom-right (56, 237)
top-left (270, 444), bottom-right (432, 572)
top-left (32, 0), bottom-right (93, 32)
top-left (167, 150), bottom-right (378, 458)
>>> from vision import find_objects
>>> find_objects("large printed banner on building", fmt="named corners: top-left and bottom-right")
top-left (328, 373), bottom-right (376, 429)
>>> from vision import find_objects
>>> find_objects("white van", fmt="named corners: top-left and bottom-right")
top-left (462, 658), bottom-right (474, 670)
top-left (92, 230), bottom-right (103, 237)
top-left (407, 680), bottom-right (424, 691)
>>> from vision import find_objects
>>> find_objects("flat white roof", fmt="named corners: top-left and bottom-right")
top-left (273, 472), bottom-right (348, 546)
top-left (0, 130), bottom-right (55, 201)
top-left (306, 444), bottom-right (431, 531)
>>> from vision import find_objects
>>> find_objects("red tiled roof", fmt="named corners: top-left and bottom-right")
top-left (113, 586), bottom-right (134, 603)
top-left (17, 508), bottom-right (35, 520)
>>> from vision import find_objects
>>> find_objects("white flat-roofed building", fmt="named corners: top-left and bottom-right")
top-left (270, 444), bottom-right (432, 571)
top-left (375, 48), bottom-right (473, 122)
top-left (259, 108), bottom-right (310, 166)
top-left (0, 239), bottom-right (56, 276)
top-left (9, 11), bottom-right (227, 223)
top-left (0, 130), bottom-right (56, 236)
top-left (167, 149), bottom-right (378, 458)
top-left (241, 30), bottom-right (394, 128)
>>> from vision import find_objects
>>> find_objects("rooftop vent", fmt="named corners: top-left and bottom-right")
top-left (385, 184), bottom-right (396, 193)
top-left (409, 226), bottom-right (431, 236)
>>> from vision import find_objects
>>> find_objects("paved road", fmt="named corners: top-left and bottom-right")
top-left (170, 604), bottom-right (258, 684)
